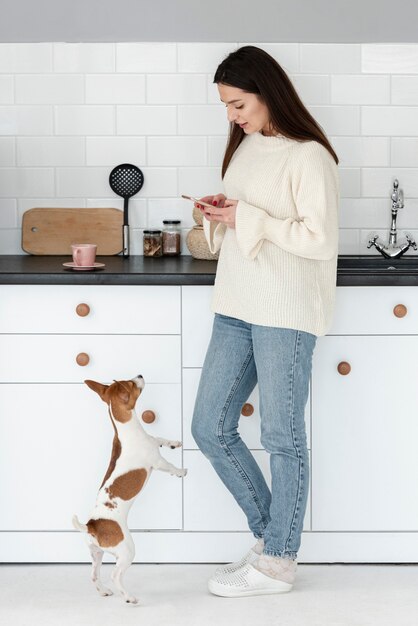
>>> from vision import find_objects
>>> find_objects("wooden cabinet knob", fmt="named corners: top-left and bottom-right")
top-left (76, 303), bottom-right (90, 317)
top-left (142, 410), bottom-right (156, 424)
top-left (76, 352), bottom-right (90, 366)
top-left (241, 403), bottom-right (254, 417)
top-left (393, 304), bottom-right (407, 318)
top-left (337, 361), bottom-right (351, 376)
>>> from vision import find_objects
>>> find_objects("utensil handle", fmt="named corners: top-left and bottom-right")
top-left (123, 225), bottom-right (129, 257)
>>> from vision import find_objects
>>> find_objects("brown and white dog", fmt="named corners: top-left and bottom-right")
top-left (72, 374), bottom-right (187, 604)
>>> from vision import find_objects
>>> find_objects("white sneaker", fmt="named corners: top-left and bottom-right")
top-left (208, 562), bottom-right (294, 598)
top-left (214, 547), bottom-right (259, 576)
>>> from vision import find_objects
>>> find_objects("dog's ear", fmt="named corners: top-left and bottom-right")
top-left (84, 379), bottom-right (109, 400)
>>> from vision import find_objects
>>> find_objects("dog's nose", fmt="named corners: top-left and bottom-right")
top-left (133, 374), bottom-right (145, 389)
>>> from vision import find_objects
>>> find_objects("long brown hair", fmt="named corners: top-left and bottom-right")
top-left (214, 46), bottom-right (339, 178)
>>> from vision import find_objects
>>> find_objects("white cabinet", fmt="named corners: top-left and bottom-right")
top-left (311, 287), bottom-right (418, 537)
top-left (2, 282), bottom-right (418, 563)
top-left (181, 284), bottom-right (418, 563)
top-left (311, 335), bottom-right (418, 531)
top-left (0, 285), bottom-right (184, 545)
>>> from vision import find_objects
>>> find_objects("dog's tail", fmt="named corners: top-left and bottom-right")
top-left (72, 514), bottom-right (88, 533)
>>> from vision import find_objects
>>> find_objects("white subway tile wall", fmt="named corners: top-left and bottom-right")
top-left (0, 42), bottom-right (417, 254)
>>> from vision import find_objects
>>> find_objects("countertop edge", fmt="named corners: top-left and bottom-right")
top-left (0, 273), bottom-right (217, 286)
top-left (1, 255), bottom-right (418, 286)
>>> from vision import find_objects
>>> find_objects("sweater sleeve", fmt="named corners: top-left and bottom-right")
top-left (234, 141), bottom-right (339, 261)
top-left (203, 217), bottom-right (227, 254)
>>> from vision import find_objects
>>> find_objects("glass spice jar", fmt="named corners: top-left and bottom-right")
top-left (162, 220), bottom-right (181, 256)
top-left (143, 229), bottom-right (163, 257)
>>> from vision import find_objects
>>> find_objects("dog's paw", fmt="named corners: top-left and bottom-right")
top-left (99, 587), bottom-right (113, 597)
top-left (176, 468), bottom-right (187, 477)
top-left (95, 581), bottom-right (113, 597)
top-left (125, 595), bottom-right (139, 604)
top-left (170, 440), bottom-right (182, 449)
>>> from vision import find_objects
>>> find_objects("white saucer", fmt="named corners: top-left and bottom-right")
top-left (63, 262), bottom-right (105, 271)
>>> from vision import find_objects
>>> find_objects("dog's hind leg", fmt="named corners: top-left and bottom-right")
top-left (111, 536), bottom-right (138, 604)
top-left (89, 542), bottom-right (113, 597)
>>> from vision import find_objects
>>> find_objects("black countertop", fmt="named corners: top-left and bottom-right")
top-left (0, 254), bottom-right (418, 286)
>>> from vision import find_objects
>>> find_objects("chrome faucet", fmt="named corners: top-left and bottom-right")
top-left (367, 179), bottom-right (417, 258)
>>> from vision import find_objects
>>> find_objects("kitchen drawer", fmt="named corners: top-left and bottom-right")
top-left (0, 335), bottom-right (181, 383)
top-left (183, 450), bottom-right (311, 531)
top-left (328, 286), bottom-right (418, 335)
top-left (0, 285), bottom-right (180, 334)
top-left (183, 368), bottom-right (311, 450)
top-left (0, 384), bottom-right (183, 531)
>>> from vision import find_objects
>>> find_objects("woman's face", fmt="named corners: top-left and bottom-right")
top-left (218, 83), bottom-right (274, 136)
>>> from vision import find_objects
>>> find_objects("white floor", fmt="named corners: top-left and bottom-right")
top-left (0, 563), bottom-right (417, 626)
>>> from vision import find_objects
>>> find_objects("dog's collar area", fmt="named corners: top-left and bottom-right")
top-left (108, 385), bottom-right (135, 424)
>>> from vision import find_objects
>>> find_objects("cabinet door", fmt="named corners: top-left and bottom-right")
top-left (311, 335), bottom-right (418, 531)
top-left (183, 450), bottom-right (311, 531)
top-left (0, 384), bottom-right (183, 530)
top-left (183, 368), bottom-right (311, 450)
top-left (182, 286), bottom-right (214, 367)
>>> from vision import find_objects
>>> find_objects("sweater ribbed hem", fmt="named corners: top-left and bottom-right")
top-left (210, 295), bottom-right (332, 337)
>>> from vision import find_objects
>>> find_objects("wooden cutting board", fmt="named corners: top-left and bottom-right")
top-left (22, 208), bottom-right (123, 255)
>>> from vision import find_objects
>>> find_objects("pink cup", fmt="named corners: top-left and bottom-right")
top-left (71, 243), bottom-right (97, 266)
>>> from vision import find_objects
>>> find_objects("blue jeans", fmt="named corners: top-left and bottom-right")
top-left (191, 313), bottom-right (317, 560)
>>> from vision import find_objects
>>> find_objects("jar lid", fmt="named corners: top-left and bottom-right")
top-left (162, 220), bottom-right (181, 224)
top-left (143, 229), bottom-right (162, 234)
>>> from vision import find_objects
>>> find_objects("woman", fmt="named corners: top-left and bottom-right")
top-left (191, 45), bottom-right (339, 598)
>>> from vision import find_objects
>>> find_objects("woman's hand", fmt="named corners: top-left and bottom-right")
top-left (195, 195), bottom-right (238, 229)
top-left (194, 193), bottom-right (226, 209)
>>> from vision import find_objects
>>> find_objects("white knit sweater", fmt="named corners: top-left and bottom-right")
top-left (203, 131), bottom-right (340, 336)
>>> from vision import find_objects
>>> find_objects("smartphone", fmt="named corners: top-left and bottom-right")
top-left (181, 194), bottom-right (215, 209)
